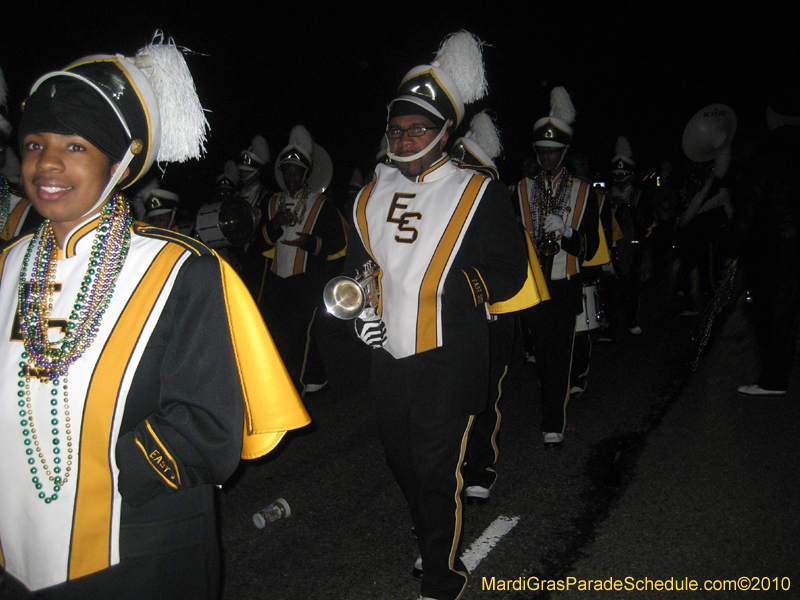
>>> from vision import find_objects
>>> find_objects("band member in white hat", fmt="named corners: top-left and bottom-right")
top-left (344, 32), bottom-right (527, 600)
top-left (0, 34), bottom-right (309, 598)
top-left (453, 111), bottom-right (548, 505)
top-left (516, 86), bottom-right (600, 447)
top-left (256, 125), bottom-right (346, 396)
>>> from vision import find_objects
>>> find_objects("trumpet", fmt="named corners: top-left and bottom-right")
top-left (538, 230), bottom-right (561, 257)
top-left (538, 177), bottom-right (561, 257)
top-left (323, 260), bottom-right (381, 320)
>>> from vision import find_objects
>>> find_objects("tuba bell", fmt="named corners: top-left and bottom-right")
top-left (681, 103), bottom-right (737, 166)
top-left (323, 260), bottom-right (381, 320)
top-left (676, 104), bottom-right (737, 230)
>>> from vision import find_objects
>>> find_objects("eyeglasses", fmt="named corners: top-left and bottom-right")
top-left (386, 126), bottom-right (438, 139)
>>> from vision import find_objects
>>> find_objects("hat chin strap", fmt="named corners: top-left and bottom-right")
top-left (385, 124), bottom-right (449, 163)
top-left (80, 141), bottom-right (139, 219)
top-left (535, 144), bottom-right (570, 173)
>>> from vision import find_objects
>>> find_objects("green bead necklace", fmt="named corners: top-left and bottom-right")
top-left (16, 196), bottom-right (131, 503)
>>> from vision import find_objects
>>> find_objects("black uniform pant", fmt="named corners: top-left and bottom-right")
top-left (570, 274), bottom-right (602, 390)
top-left (603, 267), bottom-right (642, 335)
top-left (261, 273), bottom-right (326, 396)
top-left (463, 314), bottom-right (516, 490)
top-left (570, 331), bottom-right (592, 391)
top-left (371, 348), bottom-right (472, 600)
top-left (752, 273), bottom-right (800, 391)
top-left (523, 284), bottom-right (578, 434)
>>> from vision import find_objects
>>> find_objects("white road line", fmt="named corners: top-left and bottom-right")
top-left (462, 515), bottom-right (520, 572)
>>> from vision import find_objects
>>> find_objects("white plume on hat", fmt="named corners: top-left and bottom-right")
top-left (549, 86), bottom-right (576, 126)
top-left (135, 31), bottom-right (209, 163)
top-left (451, 110), bottom-right (502, 179)
top-left (388, 31), bottom-right (489, 164)
top-left (222, 159), bottom-right (240, 184)
top-left (612, 136), bottom-right (635, 169)
top-left (23, 30), bottom-right (209, 220)
top-left (432, 31), bottom-right (489, 105)
top-left (280, 125), bottom-right (314, 167)
top-left (465, 111), bottom-right (502, 159)
top-left (248, 135), bottom-right (270, 165)
top-left (275, 125), bottom-right (332, 193)
top-left (288, 125), bottom-right (313, 156)
top-left (350, 168), bottom-right (364, 190)
top-left (533, 86), bottom-right (576, 148)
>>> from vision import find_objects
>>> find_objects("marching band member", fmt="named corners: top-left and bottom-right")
top-left (453, 111), bottom-right (548, 505)
top-left (142, 187), bottom-right (181, 230)
top-left (344, 32), bottom-right (528, 600)
top-left (0, 35), bottom-right (309, 598)
top-left (237, 134), bottom-right (271, 212)
top-left (566, 150), bottom-right (612, 397)
top-left (516, 86), bottom-right (599, 446)
top-left (607, 136), bottom-right (655, 335)
top-left (235, 135), bottom-right (273, 294)
top-left (257, 125), bottom-right (346, 395)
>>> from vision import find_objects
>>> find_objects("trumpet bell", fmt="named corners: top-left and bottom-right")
top-left (323, 276), bottom-right (366, 320)
top-left (538, 240), bottom-right (561, 257)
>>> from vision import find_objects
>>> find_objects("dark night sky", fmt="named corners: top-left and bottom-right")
top-left (3, 3), bottom-right (796, 212)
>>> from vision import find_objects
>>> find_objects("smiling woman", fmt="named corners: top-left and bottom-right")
top-left (0, 34), bottom-right (309, 600)
top-left (21, 133), bottom-right (119, 245)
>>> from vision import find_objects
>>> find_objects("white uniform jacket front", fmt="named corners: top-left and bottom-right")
top-left (263, 190), bottom-right (346, 279)
top-left (516, 172), bottom-right (599, 282)
top-left (0, 216), bottom-right (309, 591)
top-left (349, 157), bottom-right (527, 361)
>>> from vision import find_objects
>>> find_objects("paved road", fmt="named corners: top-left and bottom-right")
top-left (219, 272), bottom-right (800, 600)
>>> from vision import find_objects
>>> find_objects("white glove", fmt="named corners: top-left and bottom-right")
top-left (355, 307), bottom-right (387, 348)
top-left (544, 214), bottom-right (573, 239)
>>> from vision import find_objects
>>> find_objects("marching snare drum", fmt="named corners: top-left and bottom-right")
top-left (575, 280), bottom-right (603, 332)
top-left (195, 198), bottom-right (257, 249)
